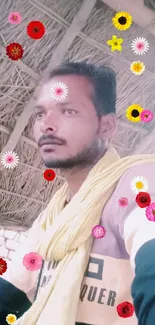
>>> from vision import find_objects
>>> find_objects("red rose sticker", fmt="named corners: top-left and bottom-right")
top-left (117, 301), bottom-right (134, 318)
top-left (136, 191), bottom-right (151, 208)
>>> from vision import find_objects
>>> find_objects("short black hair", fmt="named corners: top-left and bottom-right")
top-left (45, 61), bottom-right (116, 117)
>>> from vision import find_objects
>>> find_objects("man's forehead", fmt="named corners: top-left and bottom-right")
top-left (34, 102), bottom-right (73, 110)
top-left (42, 75), bottom-right (91, 91)
top-left (37, 79), bottom-right (89, 102)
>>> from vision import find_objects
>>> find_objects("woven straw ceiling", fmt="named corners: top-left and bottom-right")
top-left (0, 0), bottom-right (155, 230)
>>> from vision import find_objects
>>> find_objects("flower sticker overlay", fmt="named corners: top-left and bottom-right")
top-left (23, 252), bottom-right (43, 271)
top-left (1, 151), bottom-right (19, 169)
top-left (140, 109), bottom-right (154, 123)
top-left (130, 61), bottom-right (145, 75)
top-left (92, 225), bottom-right (106, 239)
top-left (118, 197), bottom-right (128, 207)
top-left (131, 37), bottom-right (149, 56)
top-left (6, 43), bottom-right (24, 61)
top-left (145, 203), bottom-right (155, 222)
top-left (112, 12), bottom-right (132, 31)
top-left (0, 257), bottom-right (7, 275)
top-left (107, 35), bottom-right (123, 52)
top-left (126, 104), bottom-right (144, 123)
top-left (135, 192), bottom-right (151, 208)
top-left (44, 169), bottom-right (56, 181)
top-left (6, 314), bottom-right (17, 324)
top-left (131, 176), bottom-right (149, 194)
top-left (27, 21), bottom-right (45, 39)
top-left (49, 82), bottom-right (68, 101)
top-left (117, 301), bottom-right (134, 318)
top-left (8, 12), bottom-right (22, 24)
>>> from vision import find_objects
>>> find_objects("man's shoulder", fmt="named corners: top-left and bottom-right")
top-left (110, 160), bottom-right (155, 217)
top-left (110, 161), bottom-right (155, 239)
top-left (116, 161), bottom-right (155, 192)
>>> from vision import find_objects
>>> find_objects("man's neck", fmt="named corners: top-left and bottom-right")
top-left (64, 165), bottom-right (93, 200)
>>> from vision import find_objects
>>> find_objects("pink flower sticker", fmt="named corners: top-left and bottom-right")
top-left (92, 225), bottom-right (106, 239)
top-left (145, 203), bottom-right (155, 222)
top-left (23, 252), bottom-right (43, 271)
top-left (118, 197), bottom-right (128, 207)
top-left (8, 12), bottom-right (22, 24)
top-left (140, 109), bottom-right (154, 123)
top-left (1, 151), bottom-right (19, 169)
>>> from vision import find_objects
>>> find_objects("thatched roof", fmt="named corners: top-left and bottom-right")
top-left (0, 0), bottom-right (155, 230)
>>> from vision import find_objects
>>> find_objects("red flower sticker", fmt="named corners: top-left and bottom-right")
top-left (6, 43), bottom-right (24, 61)
top-left (43, 169), bottom-right (56, 181)
top-left (0, 258), bottom-right (7, 275)
top-left (136, 191), bottom-right (151, 208)
top-left (27, 21), bottom-right (45, 39)
top-left (117, 301), bottom-right (134, 318)
top-left (23, 252), bottom-right (43, 271)
top-left (92, 225), bottom-right (106, 239)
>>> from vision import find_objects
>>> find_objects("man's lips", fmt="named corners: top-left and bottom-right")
top-left (40, 141), bottom-right (62, 147)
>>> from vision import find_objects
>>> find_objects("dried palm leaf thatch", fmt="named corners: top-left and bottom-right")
top-left (0, 0), bottom-right (155, 229)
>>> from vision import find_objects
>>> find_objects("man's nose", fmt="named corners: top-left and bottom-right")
top-left (40, 112), bottom-right (59, 133)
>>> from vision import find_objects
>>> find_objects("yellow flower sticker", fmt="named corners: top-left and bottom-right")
top-left (107, 35), bottom-right (124, 52)
top-left (130, 61), bottom-right (145, 75)
top-left (112, 12), bottom-right (132, 31)
top-left (6, 314), bottom-right (17, 324)
top-left (126, 104), bottom-right (144, 123)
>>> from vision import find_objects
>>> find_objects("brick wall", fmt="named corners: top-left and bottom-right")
top-left (0, 229), bottom-right (28, 262)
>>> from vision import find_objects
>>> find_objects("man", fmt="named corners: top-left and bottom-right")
top-left (0, 61), bottom-right (155, 325)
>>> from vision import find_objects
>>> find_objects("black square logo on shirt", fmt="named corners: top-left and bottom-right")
top-left (85, 257), bottom-right (104, 280)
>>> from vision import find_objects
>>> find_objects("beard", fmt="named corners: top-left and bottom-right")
top-left (42, 138), bottom-right (105, 170)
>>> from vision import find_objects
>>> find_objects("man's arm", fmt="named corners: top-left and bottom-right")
top-left (113, 162), bottom-right (155, 324)
top-left (0, 210), bottom-right (45, 322)
top-left (131, 238), bottom-right (155, 324)
top-left (0, 278), bottom-right (32, 324)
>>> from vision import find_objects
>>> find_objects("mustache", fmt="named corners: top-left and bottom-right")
top-left (38, 135), bottom-right (65, 147)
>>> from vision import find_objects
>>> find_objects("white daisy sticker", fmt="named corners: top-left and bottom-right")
top-left (49, 82), bottom-right (68, 101)
top-left (131, 37), bottom-right (149, 56)
top-left (131, 176), bottom-right (148, 194)
top-left (1, 151), bottom-right (19, 169)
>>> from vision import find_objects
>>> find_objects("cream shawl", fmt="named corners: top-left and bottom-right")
top-left (19, 145), bottom-right (155, 325)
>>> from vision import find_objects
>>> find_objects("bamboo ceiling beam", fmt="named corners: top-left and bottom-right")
top-left (0, 0), bottom-right (97, 161)
top-left (0, 124), bottom-right (37, 149)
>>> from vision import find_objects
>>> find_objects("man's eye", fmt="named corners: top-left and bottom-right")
top-left (35, 112), bottom-right (44, 119)
top-left (63, 109), bottom-right (76, 115)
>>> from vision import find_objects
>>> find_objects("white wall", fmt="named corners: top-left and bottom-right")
top-left (0, 229), bottom-right (28, 262)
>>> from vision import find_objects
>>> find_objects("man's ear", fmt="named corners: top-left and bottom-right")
top-left (99, 114), bottom-right (117, 140)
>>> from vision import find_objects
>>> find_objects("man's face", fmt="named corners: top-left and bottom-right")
top-left (33, 75), bottom-right (113, 169)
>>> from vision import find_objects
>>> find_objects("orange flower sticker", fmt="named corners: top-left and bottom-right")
top-left (6, 43), bottom-right (24, 61)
